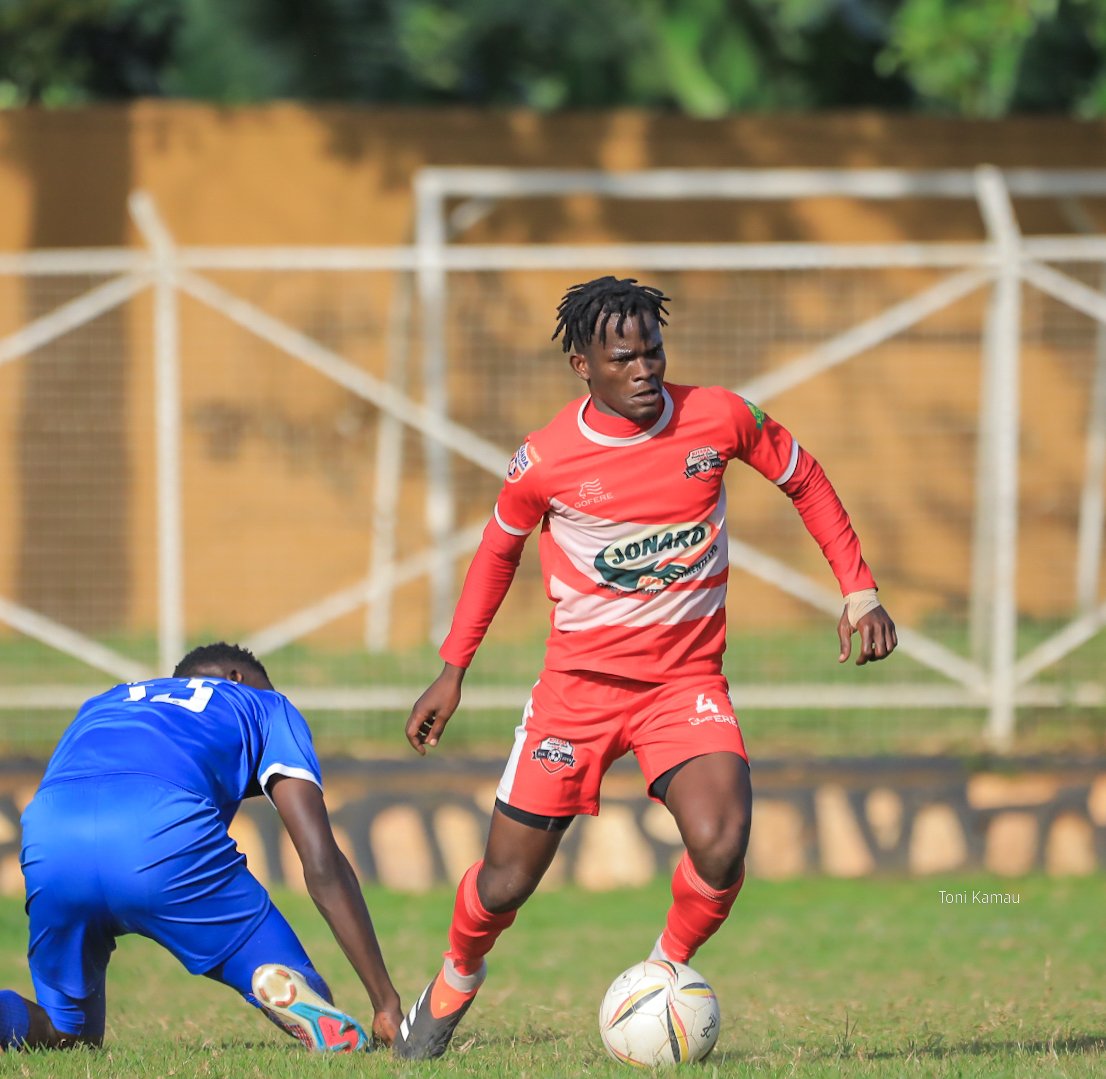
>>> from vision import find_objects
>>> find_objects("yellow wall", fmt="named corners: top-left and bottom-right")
top-left (3, 105), bottom-right (1104, 249)
top-left (1, 105), bottom-right (1104, 646)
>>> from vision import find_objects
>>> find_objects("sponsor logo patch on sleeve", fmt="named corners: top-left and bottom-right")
top-left (506, 440), bottom-right (540, 484)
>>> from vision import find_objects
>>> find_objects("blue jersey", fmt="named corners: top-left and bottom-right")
top-left (38, 677), bottom-right (322, 828)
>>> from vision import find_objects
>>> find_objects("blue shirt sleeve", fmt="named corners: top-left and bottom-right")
top-left (256, 692), bottom-right (323, 802)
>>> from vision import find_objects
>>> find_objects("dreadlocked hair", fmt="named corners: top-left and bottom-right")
top-left (173, 641), bottom-right (270, 683)
top-left (551, 276), bottom-right (670, 353)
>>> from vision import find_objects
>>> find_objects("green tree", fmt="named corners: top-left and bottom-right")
top-left (878, 0), bottom-right (1106, 116)
top-left (170, 0), bottom-right (908, 113)
top-left (0, 0), bottom-right (179, 104)
top-left (1, 0), bottom-right (1103, 116)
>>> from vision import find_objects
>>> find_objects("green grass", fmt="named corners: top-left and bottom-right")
top-left (0, 875), bottom-right (1102, 1076)
top-left (5, 618), bottom-right (1106, 756)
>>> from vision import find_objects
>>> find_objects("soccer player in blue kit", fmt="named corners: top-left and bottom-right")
top-left (0, 642), bottom-right (402, 1052)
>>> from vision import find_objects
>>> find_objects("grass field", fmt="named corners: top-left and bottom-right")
top-left (4, 623), bottom-right (1106, 758)
top-left (0, 875), bottom-right (1101, 1077)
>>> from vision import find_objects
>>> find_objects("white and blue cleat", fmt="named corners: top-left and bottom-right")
top-left (251, 964), bottom-right (370, 1052)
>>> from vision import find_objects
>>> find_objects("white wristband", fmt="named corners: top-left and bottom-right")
top-left (845, 588), bottom-right (881, 629)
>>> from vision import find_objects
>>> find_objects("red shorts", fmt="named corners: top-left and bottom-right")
top-left (494, 668), bottom-right (748, 818)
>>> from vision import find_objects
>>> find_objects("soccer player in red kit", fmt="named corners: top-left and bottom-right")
top-left (394, 276), bottom-right (897, 1059)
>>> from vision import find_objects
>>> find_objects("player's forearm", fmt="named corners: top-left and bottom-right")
top-left (439, 517), bottom-right (526, 667)
top-left (782, 450), bottom-right (876, 594)
top-left (306, 857), bottom-right (400, 1012)
top-left (437, 661), bottom-right (467, 688)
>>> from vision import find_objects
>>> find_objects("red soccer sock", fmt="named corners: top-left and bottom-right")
top-left (659, 852), bottom-right (745, 964)
top-left (446, 861), bottom-right (517, 978)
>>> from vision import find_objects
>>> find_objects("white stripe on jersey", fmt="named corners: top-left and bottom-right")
top-left (495, 691), bottom-right (536, 805)
top-left (547, 488), bottom-right (729, 589)
top-left (493, 504), bottom-right (530, 536)
top-left (575, 389), bottom-right (674, 446)
top-left (549, 577), bottom-right (728, 632)
top-left (259, 764), bottom-right (322, 807)
top-left (773, 438), bottom-right (800, 485)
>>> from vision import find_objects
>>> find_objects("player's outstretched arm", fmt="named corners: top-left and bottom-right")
top-left (837, 604), bottom-right (898, 666)
top-left (405, 662), bottom-right (466, 754)
top-left (269, 776), bottom-right (402, 1046)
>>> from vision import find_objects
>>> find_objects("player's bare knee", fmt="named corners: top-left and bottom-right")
top-left (14, 999), bottom-right (94, 1051)
top-left (684, 815), bottom-right (749, 888)
top-left (33, 1028), bottom-right (97, 1051)
top-left (689, 848), bottom-right (745, 891)
top-left (687, 803), bottom-right (749, 853)
top-left (477, 865), bottom-right (539, 913)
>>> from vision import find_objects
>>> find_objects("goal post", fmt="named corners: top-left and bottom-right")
top-left (2, 166), bottom-right (1106, 752)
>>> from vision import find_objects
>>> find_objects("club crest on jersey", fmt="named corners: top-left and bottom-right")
top-left (594, 520), bottom-right (720, 593)
top-left (532, 736), bottom-right (577, 774)
top-left (506, 440), bottom-right (540, 484)
top-left (683, 446), bottom-right (724, 481)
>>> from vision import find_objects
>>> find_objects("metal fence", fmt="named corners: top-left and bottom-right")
top-left (2, 166), bottom-right (1106, 751)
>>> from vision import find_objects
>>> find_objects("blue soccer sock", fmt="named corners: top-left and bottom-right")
top-left (0, 990), bottom-right (31, 1048)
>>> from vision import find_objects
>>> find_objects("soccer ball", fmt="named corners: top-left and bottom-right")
top-left (598, 959), bottom-right (720, 1066)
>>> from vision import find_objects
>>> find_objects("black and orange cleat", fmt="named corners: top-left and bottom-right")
top-left (393, 958), bottom-right (486, 1060)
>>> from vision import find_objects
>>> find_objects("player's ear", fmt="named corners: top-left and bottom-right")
top-left (569, 352), bottom-right (590, 383)
top-left (227, 668), bottom-right (243, 683)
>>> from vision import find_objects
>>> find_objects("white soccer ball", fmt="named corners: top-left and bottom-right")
top-left (598, 959), bottom-right (720, 1067)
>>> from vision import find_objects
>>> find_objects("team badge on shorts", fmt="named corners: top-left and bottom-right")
top-left (683, 446), bottom-right (724, 481)
top-left (532, 736), bottom-right (577, 774)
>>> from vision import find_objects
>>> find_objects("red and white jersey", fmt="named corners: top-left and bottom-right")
top-left (440, 383), bottom-right (876, 680)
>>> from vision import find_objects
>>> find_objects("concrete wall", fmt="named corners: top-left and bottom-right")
top-left (2, 106), bottom-right (1105, 649)
top-left (3, 106), bottom-right (1106, 250)
top-left (0, 757), bottom-right (1101, 895)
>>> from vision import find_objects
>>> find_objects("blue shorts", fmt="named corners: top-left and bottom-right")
top-left (21, 775), bottom-right (321, 1037)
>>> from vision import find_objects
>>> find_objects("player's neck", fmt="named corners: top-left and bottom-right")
top-left (582, 397), bottom-right (654, 437)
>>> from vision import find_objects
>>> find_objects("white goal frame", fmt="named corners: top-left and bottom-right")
top-left (1, 167), bottom-right (1106, 748)
top-left (409, 166), bottom-right (1106, 750)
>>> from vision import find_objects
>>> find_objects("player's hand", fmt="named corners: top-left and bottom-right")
top-left (405, 663), bottom-right (466, 755)
top-left (372, 1004), bottom-right (401, 1048)
top-left (837, 605), bottom-right (897, 665)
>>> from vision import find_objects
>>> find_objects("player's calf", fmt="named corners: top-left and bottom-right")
top-left (0, 990), bottom-right (98, 1051)
top-left (0, 991), bottom-right (29, 1050)
top-left (251, 965), bottom-right (370, 1052)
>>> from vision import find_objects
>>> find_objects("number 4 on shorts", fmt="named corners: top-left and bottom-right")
top-left (695, 693), bottom-right (719, 714)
